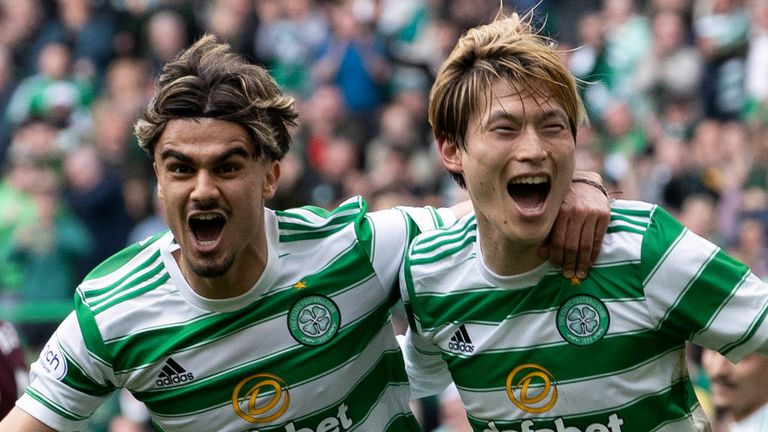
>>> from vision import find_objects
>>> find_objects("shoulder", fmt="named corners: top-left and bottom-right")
top-left (77, 230), bottom-right (172, 313)
top-left (406, 214), bottom-right (477, 273)
top-left (274, 196), bottom-right (368, 242)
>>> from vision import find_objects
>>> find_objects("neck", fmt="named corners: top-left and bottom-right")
top-left (477, 225), bottom-right (547, 276)
top-left (174, 237), bottom-right (269, 300)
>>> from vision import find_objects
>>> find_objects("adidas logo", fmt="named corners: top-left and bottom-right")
top-left (156, 358), bottom-right (195, 387)
top-left (448, 325), bottom-right (474, 353)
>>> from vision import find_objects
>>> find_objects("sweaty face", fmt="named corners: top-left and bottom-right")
top-left (441, 79), bottom-right (575, 266)
top-left (153, 118), bottom-right (278, 286)
top-left (702, 350), bottom-right (768, 421)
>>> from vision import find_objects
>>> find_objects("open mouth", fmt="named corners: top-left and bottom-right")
top-left (507, 175), bottom-right (550, 211)
top-left (189, 213), bottom-right (226, 247)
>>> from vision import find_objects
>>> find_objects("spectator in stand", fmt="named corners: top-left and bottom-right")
top-left (8, 167), bottom-right (93, 350)
top-left (727, 215), bottom-right (768, 280)
top-left (143, 8), bottom-right (191, 77)
top-left (744, 0), bottom-right (768, 126)
top-left (32, 0), bottom-right (116, 88)
top-left (255, 0), bottom-right (329, 97)
top-left (0, 47), bottom-right (18, 168)
top-left (4, 41), bottom-right (93, 129)
top-left (633, 8), bottom-right (703, 137)
top-left (693, 0), bottom-right (750, 120)
top-left (601, 0), bottom-right (652, 102)
top-left (0, 0), bottom-right (46, 79)
top-left (61, 145), bottom-right (133, 281)
top-left (312, 0), bottom-right (390, 142)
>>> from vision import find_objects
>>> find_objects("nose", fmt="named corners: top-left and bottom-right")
top-left (190, 170), bottom-right (221, 204)
top-left (514, 128), bottom-right (548, 163)
top-left (703, 350), bottom-right (732, 379)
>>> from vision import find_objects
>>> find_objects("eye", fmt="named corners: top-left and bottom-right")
top-left (491, 123), bottom-right (518, 134)
top-left (542, 122), bottom-right (567, 134)
top-left (169, 164), bottom-right (192, 175)
top-left (216, 163), bottom-right (241, 175)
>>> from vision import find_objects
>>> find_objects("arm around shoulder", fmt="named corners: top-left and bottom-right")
top-left (0, 407), bottom-right (57, 432)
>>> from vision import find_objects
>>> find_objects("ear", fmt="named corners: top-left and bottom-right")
top-left (262, 160), bottom-right (281, 200)
top-left (437, 136), bottom-right (464, 176)
top-left (153, 163), bottom-right (164, 201)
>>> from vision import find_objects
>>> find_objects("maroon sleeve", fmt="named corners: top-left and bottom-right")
top-left (0, 321), bottom-right (27, 418)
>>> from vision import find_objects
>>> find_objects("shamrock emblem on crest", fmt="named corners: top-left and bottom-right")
top-left (566, 305), bottom-right (599, 337)
top-left (299, 305), bottom-right (331, 336)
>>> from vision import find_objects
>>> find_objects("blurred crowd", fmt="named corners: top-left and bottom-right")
top-left (1, 0), bottom-right (768, 430)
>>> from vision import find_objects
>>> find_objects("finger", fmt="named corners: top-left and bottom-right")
top-left (575, 215), bottom-right (597, 278)
top-left (559, 213), bottom-right (584, 278)
top-left (590, 210), bottom-right (610, 264)
top-left (547, 211), bottom-right (569, 271)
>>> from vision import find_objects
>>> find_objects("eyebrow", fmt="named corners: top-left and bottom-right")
top-left (485, 107), bottom-right (568, 124)
top-left (159, 147), bottom-right (252, 164)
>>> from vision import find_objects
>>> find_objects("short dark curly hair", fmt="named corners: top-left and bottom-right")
top-left (134, 34), bottom-right (298, 161)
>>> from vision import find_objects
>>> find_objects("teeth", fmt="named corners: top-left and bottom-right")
top-left (509, 175), bottom-right (548, 185)
top-left (191, 214), bottom-right (222, 221)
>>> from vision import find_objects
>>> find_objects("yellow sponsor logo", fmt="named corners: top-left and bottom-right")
top-left (232, 372), bottom-right (290, 423)
top-left (505, 364), bottom-right (557, 414)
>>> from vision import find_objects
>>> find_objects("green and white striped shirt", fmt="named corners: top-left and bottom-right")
top-left (19, 196), bottom-right (454, 432)
top-left (401, 200), bottom-right (768, 432)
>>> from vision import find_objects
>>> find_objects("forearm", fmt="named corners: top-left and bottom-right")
top-left (0, 407), bottom-right (57, 432)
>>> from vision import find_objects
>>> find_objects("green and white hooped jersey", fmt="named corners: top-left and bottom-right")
top-left (400, 199), bottom-right (768, 432)
top-left (18, 196), bottom-right (454, 432)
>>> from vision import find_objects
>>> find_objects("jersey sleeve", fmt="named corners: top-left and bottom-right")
top-left (400, 327), bottom-right (453, 400)
top-left (16, 312), bottom-right (116, 431)
top-left (365, 206), bottom-right (456, 294)
top-left (640, 205), bottom-right (768, 362)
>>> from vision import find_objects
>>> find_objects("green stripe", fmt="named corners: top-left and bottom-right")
top-left (414, 269), bottom-right (643, 331)
top-left (660, 249), bottom-right (750, 337)
top-left (609, 213), bottom-right (650, 229)
top-left (279, 223), bottom-right (350, 242)
top-left (640, 207), bottom-right (686, 281)
top-left (92, 273), bottom-right (170, 315)
top-left (410, 234), bottom-right (476, 267)
top-left (84, 242), bottom-right (158, 282)
top-left (83, 250), bottom-right (162, 301)
top-left (25, 387), bottom-right (90, 421)
top-left (467, 376), bottom-right (698, 431)
top-left (412, 217), bottom-right (475, 255)
top-left (611, 206), bottom-right (653, 219)
top-left (135, 312), bottom-right (400, 417)
top-left (278, 214), bottom-right (357, 232)
top-left (75, 292), bottom-right (111, 366)
top-left (722, 293), bottom-right (768, 355)
top-left (606, 225), bottom-right (646, 235)
top-left (254, 353), bottom-right (415, 431)
top-left (277, 199), bottom-right (361, 219)
top-left (276, 200), bottom-right (363, 230)
top-left (447, 332), bottom-right (681, 390)
top-left (60, 346), bottom-right (114, 396)
top-left (108, 247), bottom-right (378, 371)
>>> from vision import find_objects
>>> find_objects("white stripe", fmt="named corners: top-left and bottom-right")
top-left (89, 261), bottom-right (167, 312)
top-left (459, 349), bottom-right (686, 420)
top-left (97, 286), bottom-right (210, 343)
top-left (79, 235), bottom-right (168, 292)
top-left (643, 230), bottom-right (718, 326)
top-left (594, 229), bottom-right (642, 265)
top-left (692, 272), bottom-right (768, 361)
top-left (120, 277), bottom-right (392, 388)
top-left (424, 298), bottom-right (653, 354)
